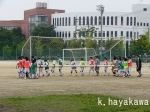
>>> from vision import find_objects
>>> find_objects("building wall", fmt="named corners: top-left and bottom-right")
top-left (51, 4), bottom-right (150, 44)
top-left (0, 7), bottom-right (65, 39)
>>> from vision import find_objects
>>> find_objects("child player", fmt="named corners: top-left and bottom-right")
top-left (16, 57), bottom-right (23, 78)
top-left (88, 57), bottom-right (95, 76)
top-left (24, 57), bottom-right (30, 79)
top-left (44, 59), bottom-right (50, 77)
top-left (50, 58), bottom-right (56, 76)
top-left (37, 58), bottom-right (44, 77)
top-left (104, 57), bottom-right (109, 76)
top-left (128, 56), bottom-right (132, 77)
top-left (57, 56), bottom-right (63, 76)
top-left (80, 58), bottom-right (85, 76)
top-left (70, 59), bottom-right (77, 76)
top-left (30, 59), bottom-right (37, 79)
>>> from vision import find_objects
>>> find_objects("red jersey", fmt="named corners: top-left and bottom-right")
top-left (24, 61), bottom-right (30, 68)
top-left (104, 60), bottom-right (108, 65)
top-left (89, 59), bottom-right (95, 65)
top-left (17, 60), bottom-right (23, 68)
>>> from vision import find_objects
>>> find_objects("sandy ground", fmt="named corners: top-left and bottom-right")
top-left (0, 61), bottom-right (150, 100)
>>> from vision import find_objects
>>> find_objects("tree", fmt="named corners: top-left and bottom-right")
top-left (3, 45), bottom-right (12, 59)
top-left (31, 25), bottom-right (56, 37)
top-left (49, 38), bottom-right (64, 50)
top-left (67, 39), bottom-right (81, 48)
top-left (130, 30), bottom-right (150, 55)
top-left (76, 26), bottom-right (98, 38)
top-left (104, 38), bottom-right (124, 57)
top-left (85, 39), bottom-right (97, 48)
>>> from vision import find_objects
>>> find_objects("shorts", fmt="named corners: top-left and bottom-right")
top-left (95, 66), bottom-right (99, 71)
top-left (71, 67), bottom-right (76, 70)
top-left (24, 68), bottom-right (30, 73)
top-left (89, 67), bottom-right (94, 71)
top-left (104, 67), bottom-right (108, 71)
top-left (18, 67), bottom-right (23, 72)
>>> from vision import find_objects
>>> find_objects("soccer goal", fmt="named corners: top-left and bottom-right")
top-left (63, 48), bottom-right (97, 65)
top-left (21, 36), bottom-right (63, 59)
top-left (102, 37), bottom-right (125, 61)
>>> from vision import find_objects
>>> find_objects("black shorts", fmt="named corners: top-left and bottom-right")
top-left (137, 67), bottom-right (141, 71)
top-left (95, 66), bottom-right (99, 71)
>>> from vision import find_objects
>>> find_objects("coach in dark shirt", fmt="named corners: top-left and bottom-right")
top-left (136, 55), bottom-right (142, 77)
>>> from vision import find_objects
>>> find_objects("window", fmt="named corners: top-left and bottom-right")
top-left (65, 17), bottom-right (67, 26)
top-left (144, 23), bottom-right (145, 26)
top-left (87, 16), bottom-right (89, 25)
top-left (79, 17), bottom-right (81, 25)
top-left (130, 31), bottom-right (132, 39)
top-left (115, 16), bottom-right (117, 25)
top-left (60, 18), bottom-right (61, 26)
top-left (57, 32), bottom-right (59, 37)
top-left (103, 31), bottom-right (105, 37)
top-left (111, 31), bottom-right (113, 37)
top-left (143, 8), bottom-right (147, 11)
top-left (98, 31), bottom-right (101, 37)
top-left (137, 32), bottom-right (139, 39)
top-left (147, 23), bottom-right (149, 26)
top-left (111, 16), bottom-right (113, 25)
top-left (65, 31), bottom-right (67, 37)
top-left (95, 31), bottom-right (97, 37)
top-left (57, 18), bottom-right (59, 26)
top-left (126, 31), bottom-right (129, 38)
top-left (121, 31), bottom-right (123, 36)
top-left (130, 17), bottom-right (132, 26)
top-left (140, 22), bottom-right (142, 26)
top-left (115, 31), bottom-right (117, 37)
top-left (134, 17), bottom-right (136, 26)
top-left (107, 16), bottom-right (109, 25)
top-left (103, 16), bottom-right (105, 25)
top-left (134, 32), bottom-right (136, 38)
top-left (90, 16), bottom-right (93, 25)
top-left (99, 16), bottom-right (101, 25)
top-left (53, 18), bottom-right (54, 25)
top-left (68, 31), bottom-right (71, 37)
top-left (62, 32), bottom-right (64, 37)
top-left (62, 18), bottom-right (64, 26)
top-left (121, 17), bottom-right (123, 26)
top-left (68, 17), bottom-right (71, 26)
top-left (94, 16), bottom-right (97, 25)
top-left (83, 17), bottom-right (85, 25)
top-left (73, 17), bottom-right (76, 25)
top-left (126, 17), bottom-right (129, 26)
top-left (60, 32), bottom-right (61, 37)
top-left (137, 22), bottom-right (139, 26)
top-left (55, 18), bottom-right (56, 26)
top-left (107, 31), bottom-right (109, 37)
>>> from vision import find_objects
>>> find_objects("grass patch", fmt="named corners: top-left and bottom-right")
top-left (0, 94), bottom-right (149, 112)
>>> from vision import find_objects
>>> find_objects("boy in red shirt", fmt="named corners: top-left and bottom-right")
top-left (88, 57), bottom-right (95, 75)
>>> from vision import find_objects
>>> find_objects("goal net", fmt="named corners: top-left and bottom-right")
top-left (101, 37), bottom-right (125, 61)
top-left (63, 48), bottom-right (97, 65)
top-left (21, 36), bottom-right (63, 59)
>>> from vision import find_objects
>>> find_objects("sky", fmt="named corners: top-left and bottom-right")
top-left (0, 0), bottom-right (150, 20)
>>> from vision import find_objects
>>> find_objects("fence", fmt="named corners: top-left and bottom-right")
top-left (0, 49), bottom-right (22, 60)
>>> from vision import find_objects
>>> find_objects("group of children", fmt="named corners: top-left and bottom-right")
top-left (111, 56), bottom-right (132, 78)
top-left (16, 56), bottom-right (63, 79)
top-left (16, 55), bottom-right (133, 79)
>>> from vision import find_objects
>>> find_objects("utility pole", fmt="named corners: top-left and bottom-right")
top-left (97, 5), bottom-right (104, 61)
top-left (75, 15), bottom-right (78, 38)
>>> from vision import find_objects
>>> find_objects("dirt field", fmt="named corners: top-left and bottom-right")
top-left (0, 61), bottom-right (150, 100)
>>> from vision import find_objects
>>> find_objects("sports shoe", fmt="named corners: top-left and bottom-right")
top-left (42, 74), bottom-right (44, 77)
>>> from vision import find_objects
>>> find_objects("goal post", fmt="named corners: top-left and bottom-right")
top-left (63, 47), bottom-right (97, 65)
top-left (21, 36), bottom-right (63, 59)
